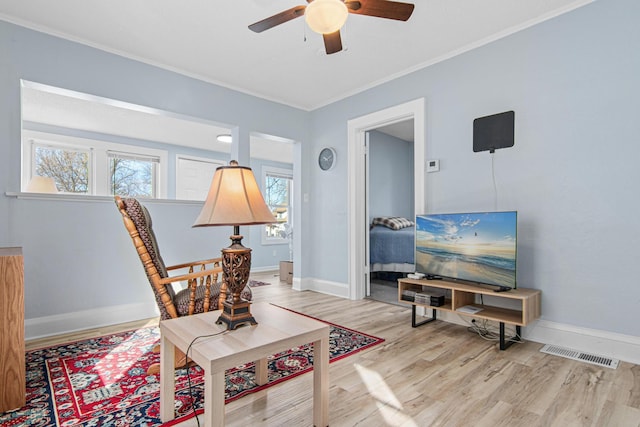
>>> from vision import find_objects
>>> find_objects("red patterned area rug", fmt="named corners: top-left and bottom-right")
top-left (0, 309), bottom-right (384, 426)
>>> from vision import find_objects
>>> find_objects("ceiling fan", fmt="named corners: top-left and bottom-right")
top-left (248, 0), bottom-right (415, 55)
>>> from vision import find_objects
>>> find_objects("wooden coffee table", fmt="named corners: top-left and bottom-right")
top-left (159, 302), bottom-right (330, 427)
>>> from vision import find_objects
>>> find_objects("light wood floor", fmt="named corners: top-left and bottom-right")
top-left (27, 271), bottom-right (640, 427)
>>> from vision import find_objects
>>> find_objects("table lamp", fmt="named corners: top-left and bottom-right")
top-left (26, 176), bottom-right (58, 193)
top-left (193, 161), bottom-right (276, 329)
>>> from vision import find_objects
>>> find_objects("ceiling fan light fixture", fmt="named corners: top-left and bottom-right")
top-left (305, 0), bottom-right (348, 34)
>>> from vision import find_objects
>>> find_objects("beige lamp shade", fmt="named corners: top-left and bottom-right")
top-left (193, 164), bottom-right (276, 227)
top-left (305, 0), bottom-right (349, 34)
top-left (26, 176), bottom-right (58, 193)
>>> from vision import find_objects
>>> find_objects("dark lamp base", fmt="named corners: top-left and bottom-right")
top-left (216, 300), bottom-right (257, 330)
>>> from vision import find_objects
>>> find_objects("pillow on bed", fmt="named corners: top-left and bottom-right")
top-left (371, 217), bottom-right (414, 230)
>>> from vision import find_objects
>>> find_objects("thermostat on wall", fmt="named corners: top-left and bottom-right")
top-left (427, 159), bottom-right (440, 172)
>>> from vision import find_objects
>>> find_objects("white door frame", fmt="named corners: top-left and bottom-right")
top-left (347, 98), bottom-right (426, 300)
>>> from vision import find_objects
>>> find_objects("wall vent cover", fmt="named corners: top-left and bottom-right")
top-left (540, 344), bottom-right (619, 369)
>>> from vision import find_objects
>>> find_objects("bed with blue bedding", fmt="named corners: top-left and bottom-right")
top-left (369, 217), bottom-right (415, 273)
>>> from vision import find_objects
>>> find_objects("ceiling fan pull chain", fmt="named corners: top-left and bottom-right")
top-left (303, 18), bottom-right (307, 42)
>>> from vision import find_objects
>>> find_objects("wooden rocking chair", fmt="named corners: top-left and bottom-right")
top-left (115, 196), bottom-right (252, 374)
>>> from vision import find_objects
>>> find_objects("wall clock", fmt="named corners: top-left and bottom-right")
top-left (318, 147), bottom-right (336, 171)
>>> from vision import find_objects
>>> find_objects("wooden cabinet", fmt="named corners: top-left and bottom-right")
top-left (398, 278), bottom-right (541, 350)
top-left (0, 247), bottom-right (25, 412)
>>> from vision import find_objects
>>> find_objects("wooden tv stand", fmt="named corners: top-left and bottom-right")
top-left (397, 278), bottom-right (541, 350)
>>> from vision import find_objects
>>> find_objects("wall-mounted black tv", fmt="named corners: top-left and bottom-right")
top-left (473, 111), bottom-right (514, 153)
top-left (415, 211), bottom-right (517, 290)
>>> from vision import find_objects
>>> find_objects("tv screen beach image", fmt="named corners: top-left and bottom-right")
top-left (416, 212), bottom-right (517, 288)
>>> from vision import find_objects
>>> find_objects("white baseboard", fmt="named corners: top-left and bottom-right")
top-left (251, 265), bottom-right (279, 273)
top-left (415, 309), bottom-right (640, 365)
top-left (297, 277), bottom-right (350, 298)
top-left (25, 269), bottom-right (280, 341)
top-left (292, 276), bottom-right (304, 291)
top-left (25, 283), bottom-right (640, 366)
top-left (523, 319), bottom-right (640, 365)
top-left (25, 302), bottom-right (159, 341)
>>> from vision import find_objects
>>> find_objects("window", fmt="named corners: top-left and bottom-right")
top-left (108, 152), bottom-right (158, 198)
top-left (22, 130), bottom-right (167, 198)
top-left (262, 166), bottom-right (293, 244)
top-left (33, 143), bottom-right (91, 194)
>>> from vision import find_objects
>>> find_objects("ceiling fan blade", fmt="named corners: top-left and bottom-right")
top-left (248, 6), bottom-right (306, 33)
top-left (346, 0), bottom-right (414, 21)
top-left (323, 31), bottom-right (343, 55)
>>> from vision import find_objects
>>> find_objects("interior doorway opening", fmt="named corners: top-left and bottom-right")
top-left (366, 121), bottom-right (415, 304)
top-left (347, 98), bottom-right (426, 301)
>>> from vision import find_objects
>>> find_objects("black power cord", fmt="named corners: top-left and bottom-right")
top-left (182, 330), bottom-right (228, 427)
top-left (465, 317), bottom-right (523, 346)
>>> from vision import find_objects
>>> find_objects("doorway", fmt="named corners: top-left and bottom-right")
top-left (366, 121), bottom-right (415, 304)
top-left (347, 98), bottom-right (426, 300)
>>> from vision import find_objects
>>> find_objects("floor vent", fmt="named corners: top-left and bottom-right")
top-left (540, 344), bottom-right (619, 369)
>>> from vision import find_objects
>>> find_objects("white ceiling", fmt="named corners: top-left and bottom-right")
top-left (6, 1), bottom-right (593, 157)
top-left (1, 0), bottom-right (593, 111)
top-left (376, 120), bottom-right (414, 142)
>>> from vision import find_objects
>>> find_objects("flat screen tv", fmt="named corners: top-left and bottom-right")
top-left (415, 211), bottom-right (517, 290)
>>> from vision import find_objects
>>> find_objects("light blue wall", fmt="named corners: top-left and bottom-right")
top-left (307, 0), bottom-right (640, 336)
top-left (368, 130), bottom-right (414, 221)
top-left (0, 20), bottom-right (307, 321)
top-left (2, 0), bottom-right (639, 340)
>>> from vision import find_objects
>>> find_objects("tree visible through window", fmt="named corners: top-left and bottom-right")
top-left (34, 145), bottom-right (89, 193)
top-left (264, 171), bottom-right (292, 240)
top-left (24, 133), bottom-right (167, 198)
top-left (108, 152), bottom-right (158, 197)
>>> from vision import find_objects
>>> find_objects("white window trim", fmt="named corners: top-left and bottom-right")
top-left (27, 139), bottom-right (93, 194)
top-left (22, 130), bottom-right (168, 198)
top-left (108, 150), bottom-right (161, 198)
top-left (261, 165), bottom-right (293, 246)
